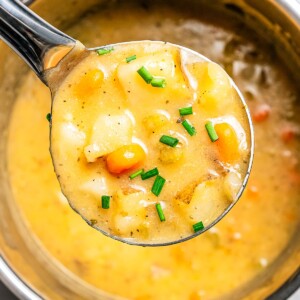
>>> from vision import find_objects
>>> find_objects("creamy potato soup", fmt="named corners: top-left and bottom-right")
top-left (7, 1), bottom-right (300, 299)
top-left (50, 42), bottom-right (251, 244)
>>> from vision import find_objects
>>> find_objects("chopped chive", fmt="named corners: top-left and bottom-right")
top-left (193, 221), bottom-right (204, 232)
top-left (46, 113), bottom-right (51, 122)
top-left (205, 121), bottom-right (219, 142)
top-left (129, 169), bottom-right (144, 180)
top-left (151, 77), bottom-right (166, 88)
top-left (96, 47), bottom-right (114, 55)
top-left (155, 203), bottom-right (166, 222)
top-left (182, 119), bottom-right (196, 136)
top-left (141, 167), bottom-right (159, 180)
top-left (137, 66), bottom-right (153, 84)
top-left (151, 175), bottom-right (166, 196)
top-left (126, 55), bottom-right (137, 63)
top-left (101, 195), bottom-right (110, 209)
top-left (179, 106), bottom-right (193, 116)
top-left (159, 135), bottom-right (179, 147)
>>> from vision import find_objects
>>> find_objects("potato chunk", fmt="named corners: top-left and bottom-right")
top-left (80, 177), bottom-right (108, 197)
top-left (189, 62), bottom-right (233, 114)
top-left (117, 51), bottom-right (191, 106)
top-left (59, 122), bottom-right (86, 147)
top-left (84, 114), bottom-right (133, 162)
top-left (179, 178), bottom-right (229, 225)
top-left (112, 190), bottom-right (150, 237)
top-left (223, 172), bottom-right (242, 202)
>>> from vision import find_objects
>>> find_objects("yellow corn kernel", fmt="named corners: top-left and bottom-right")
top-left (74, 69), bottom-right (104, 98)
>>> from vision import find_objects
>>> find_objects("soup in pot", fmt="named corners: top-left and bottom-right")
top-left (7, 1), bottom-right (300, 299)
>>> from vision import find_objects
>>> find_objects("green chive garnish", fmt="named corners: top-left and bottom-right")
top-left (205, 121), bottom-right (219, 142)
top-left (151, 175), bottom-right (166, 196)
top-left (182, 119), bottom-right (196, 136)
top-left (126, 55), bottom-right (137, 63)
top-left (141, 167), bottom-right (159, 180)
top-left (129, 169), bottom-right (144, 180)
top-left (156, 203), bottom-right (166, 222)
top-left (137, 66), bottom-right (153, 84)
top-left (96, 47), bottom-right (114, 55)
top-left (46, 113), bottom-right (51, 122)
top-left (179, 106), bottom-right (193, 116)
top-left (101, 195), bottom-right (110, 209)
top-left (151, 77), bottom-right (166, 88)
top-left (193, 221), bottom-right (204, 232)
top-left (159, 135), bottom-right (179, 147)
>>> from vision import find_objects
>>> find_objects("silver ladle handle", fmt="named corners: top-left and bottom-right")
top-left (0, 0), bottom-right (75, 81)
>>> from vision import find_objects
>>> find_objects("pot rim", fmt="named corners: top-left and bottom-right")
top-left (266, 267), bottom-right (300, 300)
top-left (278, 0), bottom-right (300, 22)
top-left (0, 255), bottom-right (42, 300)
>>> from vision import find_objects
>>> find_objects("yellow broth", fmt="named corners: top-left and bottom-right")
top-left (7, 2), bottom-right (300, 299)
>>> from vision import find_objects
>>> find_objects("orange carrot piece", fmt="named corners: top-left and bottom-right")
top-left (106, 144), bottom-right (146, 174)
top-left (214, 123), bottom-right (240, 163)
top-left (281, 126), bottom-right (298, 143)
top-left (252, 104), bottom-right (271, 122)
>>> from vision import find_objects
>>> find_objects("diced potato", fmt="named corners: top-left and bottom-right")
top-left (56, 122), bottom-right (86, 155)
top-left (223, 172), bottom-right (242, 202)
top-left (179, 178), bottom-right (229, 225)
top-left (59, 122), bottom-right (86, 145)
top-left (80, 177), bottom-right (108, 197)
top-left (113, 190), bottom-right (150, 236)
top-left (84, 114), bottom-right (133, 162)
top-left (189, 62), bottom-right (232, 113)
top-left (117, 51), bottom-right (191, 106)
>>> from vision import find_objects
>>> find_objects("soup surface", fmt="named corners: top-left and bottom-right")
top-left (7, 1), bottom-right (300, 299)
top-left (51, 41), bottom-right (251, 244)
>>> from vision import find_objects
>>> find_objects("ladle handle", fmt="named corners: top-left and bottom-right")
top-left (0, 0), bottom-right (75, 82)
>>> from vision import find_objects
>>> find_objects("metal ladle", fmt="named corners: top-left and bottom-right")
top-left (0, 0), bottom-right (254, 246)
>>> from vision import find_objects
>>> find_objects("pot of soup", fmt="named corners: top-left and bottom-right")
top-left (0, 0), bottom-right (299, 299)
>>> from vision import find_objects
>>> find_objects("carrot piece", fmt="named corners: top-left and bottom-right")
top-left (281, 126), bottom-right (298, 143)
top-left (252, 104), bottom-right (271, 122)
top-left (214, 123), bottom-right (240, 163)
top-left (74, 69), bottom-right (104, 98)
top-left (106, 144), bottom-right (146, 174)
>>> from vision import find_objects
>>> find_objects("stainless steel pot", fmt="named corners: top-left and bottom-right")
top-left (0, 0), bottom-right (299, 299)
